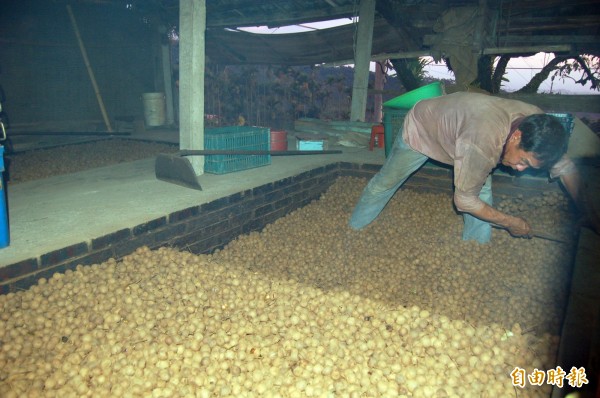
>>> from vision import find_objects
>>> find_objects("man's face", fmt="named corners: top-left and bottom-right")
top-left (501, 130), bottom-right (541, 172)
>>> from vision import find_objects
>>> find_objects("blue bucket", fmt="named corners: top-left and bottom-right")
top-left (0, 145), bottom-right (9, 248)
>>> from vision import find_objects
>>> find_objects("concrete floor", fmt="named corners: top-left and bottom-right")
top-left (1, 129), bottom-right (383, 267)
top-left (1, 128), bottom-right (599, 396)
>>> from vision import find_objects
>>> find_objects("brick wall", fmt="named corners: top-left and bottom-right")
top-left (0, 161), bottom-right (562, 294)
top-left (0, 163), bottom-right (339, 293)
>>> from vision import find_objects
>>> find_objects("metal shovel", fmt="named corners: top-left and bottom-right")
top-left (155, 149), bottom-right (342, 190)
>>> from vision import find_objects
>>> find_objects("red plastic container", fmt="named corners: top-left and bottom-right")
top-left (270, 130), bottom-right (288, 151)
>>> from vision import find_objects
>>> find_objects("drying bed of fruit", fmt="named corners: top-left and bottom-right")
top-left (0, 176), bottom-right (576, 397)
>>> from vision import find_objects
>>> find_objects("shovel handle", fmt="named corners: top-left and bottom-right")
top-left (178, 149), bottom-right (342, 156)
top-left (490, 224), bottom-right (568, 244)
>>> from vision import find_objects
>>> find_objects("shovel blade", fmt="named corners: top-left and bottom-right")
top-left (155, 153), bottom-right (203, 190)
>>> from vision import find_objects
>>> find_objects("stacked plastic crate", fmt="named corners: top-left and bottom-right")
top-left (204, 126), bottom-right (271, 174)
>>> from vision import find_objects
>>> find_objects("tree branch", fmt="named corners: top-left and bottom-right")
top-left (516, 56), bottom-right (567, 93)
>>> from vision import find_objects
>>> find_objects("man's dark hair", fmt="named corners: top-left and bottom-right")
top-left (518, 114), bottom-right (569, 168)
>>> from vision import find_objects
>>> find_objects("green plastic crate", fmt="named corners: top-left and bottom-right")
top-left (204, 126), bottom-right (271, 174)
top-left (383, 108), bottom-right (409, 157)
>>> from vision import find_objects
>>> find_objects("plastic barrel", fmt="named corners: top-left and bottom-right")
top-left (142, 92), bottom-right (166, 127)
top-left (0, 145), bottom-right (9, 248)
top-left (270, 130), bottom-right (288, 151)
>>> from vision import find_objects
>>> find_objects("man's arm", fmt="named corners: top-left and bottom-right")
top-left (453, 144), bottom-right (532, 237)
top-left (465, 202), bottom-right (532, 237)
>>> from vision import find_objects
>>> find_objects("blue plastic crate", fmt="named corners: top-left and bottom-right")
top-left (1, 145), bottom-right (9, 248)
top-left (204, 126), bottom-right (271, 174)
top-left (546, 112), bottom-right (575, 135)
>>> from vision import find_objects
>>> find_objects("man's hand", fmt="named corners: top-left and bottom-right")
top-left (505, 216), bottom-right (532, 238)
top-left (467, 203), bottom-right (533, 239)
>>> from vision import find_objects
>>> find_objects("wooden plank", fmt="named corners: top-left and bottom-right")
top-left (321, 50), bottom-right (431, 67)
top-left (501, 0), bottom-right (600, 12)
top-left (504, 23), bottom-right (598, 33)
top-left (294, 118), bottom-right (375, 134)
top-left (503, 15), bottom-right (600, 25)
top-left (324, 44), bottom-right (573, 65)
top-left (497, 93), bottom-right (600, 114)
top-left (482, 44), bottom-right (572, 55)
top-left (496, 35), bottom-right (599, 44)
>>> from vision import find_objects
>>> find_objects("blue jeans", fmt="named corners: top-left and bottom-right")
top-left (349, 132), bottom-right (493, 243)
top-left (349, 134), bottom-right (428, 229)
top-left (461, 174), bottom-right (493, 243)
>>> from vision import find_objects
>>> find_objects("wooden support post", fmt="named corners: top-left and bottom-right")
top-left (350, 0), bottom-right (376, 122)
top-left (473, 0), bottom-right (488, 54)
top-left (179, 0), bottom-right (206, 175)
top-left (373, 61), bottom-right (385, 123)
top-left (160, 25), bottom-right (175, 126)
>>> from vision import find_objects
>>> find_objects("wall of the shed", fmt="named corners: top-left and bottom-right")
top-left (0, 0), bottom-right (158, 128)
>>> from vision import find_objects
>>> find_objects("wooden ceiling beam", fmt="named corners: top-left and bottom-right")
top-left (500, 0), bottom-right (600, 11)
top-left (321, 43), bottom-right (577, 66)
top-left (482, 44), bottom-right (572, 55)
top-left (497, 13), bottom-right (600, 33)
top-left (495, 35), bottom-right (600, 44)
top-left (502, 15), bottom-right (600, 25)
top-left (425, 33), bottom-right (599, 46)
top-left (493, 36), bottom-right (598, 55)
top-left (502, 23), bottom-right (599, 33)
